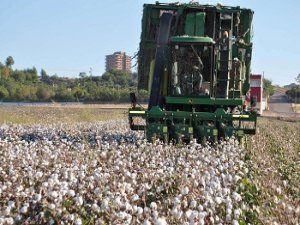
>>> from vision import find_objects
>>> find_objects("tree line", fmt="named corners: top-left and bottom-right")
top-left (0, 56), bottom-right (148, 102)
top-left (286, 74), bottom-right (300, 102)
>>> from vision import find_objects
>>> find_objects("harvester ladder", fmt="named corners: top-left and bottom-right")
top-left (216, 12), bottom-right (233, 99)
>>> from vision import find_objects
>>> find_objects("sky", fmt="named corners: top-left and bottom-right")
top-left (0, 0), bottom-right (299, 86)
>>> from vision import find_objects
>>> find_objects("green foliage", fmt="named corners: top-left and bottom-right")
top-left (0, 86), bottom-right (9, 99)
top-left (263, 78), bottom-right (274, 97)
top-left (0, 56), bottom-right (143, 102)
top-left (5, 56), bottom-right (14, 67)
top-left (296, 73), bottom-right (300, 85)
top-left (286, 86), bottom-right (300, 100)
top-left (0, 67), bottom-right (11, 79)
top-left (73, 85), bottom-right (87, 99)
top-left (36, 86), bottom-right (54, 100)
top-left (55, 86), bottom-right (74, 101)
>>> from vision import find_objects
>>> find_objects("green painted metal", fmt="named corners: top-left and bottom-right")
top-left (185, 13), bottom-right (195, 36)
top-left (129, 106), bottom-right (256, 142)
top-left (165, 96), bottom-right (243, 106)
top-left (195, 13), bottom-right (206, 36)
top-left (171, 36), bottom-right (215, 44)
top-left (185, 12), bottom-right (206, 36)
top-left (146, 123), bottom-right (168, 143)
top-left (131, 2), bottom-right (256, 143)
top-left (194, 125), bottom-right (218, 143)
top-left (170, 123), bottom-right (193, 143)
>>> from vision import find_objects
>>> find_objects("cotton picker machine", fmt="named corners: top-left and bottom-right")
top-left (129, 2), bottom-right (257, 144)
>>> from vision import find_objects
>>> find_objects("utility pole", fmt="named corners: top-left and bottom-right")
top-left (89, 68), bottom-right (93, 82)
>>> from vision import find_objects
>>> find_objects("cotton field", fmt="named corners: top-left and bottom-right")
top-left (0, 120), bottom-right (252, 225)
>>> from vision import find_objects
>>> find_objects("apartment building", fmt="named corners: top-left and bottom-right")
top-left (105, 52), bottom-right (131, 73)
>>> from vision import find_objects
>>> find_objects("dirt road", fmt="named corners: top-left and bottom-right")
top-left (269, 92), bottom-right (295, 113)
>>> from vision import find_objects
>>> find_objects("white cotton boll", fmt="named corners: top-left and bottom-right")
top-left (215, 196), bottom-right (223, 205)
top-left (150, 202), bottom-right (157, 210)
top-left (92, 203), bottom-right (100, 213)
top-left (200, 177), bottom-right (206, 187)
top-left (199, 219), bottom-right (205, 225)
top-left (185, 209), bottom-right (192, 219)
top-left (8, 201), bottom-right (15, 208)
top-left (4, 206), bottom-right (11, 215)
top-left (36, 171), bottom-right (43, 179)
top-left (232, 219), bottom-right (239, 225)
top-left (233, 208), bottom-right (241, 219)
top-left (50, 191), bottom-right (58, 199)
top-left (225, 214), bottom-right (231, 222)
top-left (173, 197), bottom-right (181, 205)
top-left (69, 214), bottom-right (75, 221)
top-left (188, 211), bottom-right (198, 224)
top-left (15, 185), bottom-right (23, 192)
top-left (113, 196), bottom-right (122, 208)
top-left (198, 212), bottom-right (206, 220)
top-left (125, 202), bottom-right (133, 212)
top-left (181, 187), bottom-right (189, 195)
top-left (5, 217), bottom-right (14, 225)
top-left (155, 217), bottom-right (167, 225)
top-left (171, 206), bottom-right (182, 219)
top-left (193, 180), bottom-right (199, 188)
top-left (137, 207), bottom-right (143, 215)
top-left (34, 193), bottom-right (42, 201)
top-left (118, 211), bottom-right (126, 220)
top-left (20, 205), bottom-right (28, 214)
top-left (232, 192), bottom-right (242, 202)
top-left (144, 206), bottom-right (150, 214)
top-left (68, 189), bottom-right (76, 197)
top-left (241, 202), bottom-right (247, 211)
top-left (233, 175), bottom-right (241, 183)
top-left (190, 200), bottom-right (197, 209)
top-left (94, 187), bottom-right (101, 196)
top-left (144, 219), bottom-right (151, 225)
top-left (132, 194), bottom-right (139, 201)
top-left (198, 204), bottom-right (203, 211)
top-left (49, 203), bottom-right (56, 210)
top-left (101, 199), bottom-right (109, 210)
top-left (74, 218), bottom-right (82, 225)
top-left (152, 210), bottom-right (159, 218)
top-left (49, 218), bottom-right (55, 225)
top-left (15, 214), bottom-right (22, 221)
top-left (133, 205), bottom-right (138, 213)
top-left (226, 174), bottom-right (233, 183)
top-left (75, 196), bottom-right (84, 206)
top-left (214, 215), bottom-right (220, 223)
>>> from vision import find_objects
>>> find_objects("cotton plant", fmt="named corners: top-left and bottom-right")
top-left (0, 120), bottom-right (248, 224)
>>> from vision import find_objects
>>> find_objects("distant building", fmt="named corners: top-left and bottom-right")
top-left (250, 74), bottom-right (264, 115)
top-left (284, 83), bottom-right (297, 90)
top-left (105, 51), bottom-right (131, 73)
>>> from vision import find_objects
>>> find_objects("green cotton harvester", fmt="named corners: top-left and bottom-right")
top-left (129, 2), bottom-right (257, 144)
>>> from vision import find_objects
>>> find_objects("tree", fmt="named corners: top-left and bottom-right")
top-left (5, 56), bottom-right (14, 67)
top-left (0, 67), bottom-right (10, 79)
top-left (36, 86), bottom-right (54, 100)
top-left (296, 74), bottom-right (300, 85)
top-left (11, 70), bottom-right (26, 83)
top-left (263, 78), bottom-right (274, 97)
top-left (73, 85), bottom-right (87, 99)
top-left (79, 72), bottom-right (87, 78)
top-left (41, 69), bottom-right (48, 77)
top-left (0, 86), bottom-right (9, 99)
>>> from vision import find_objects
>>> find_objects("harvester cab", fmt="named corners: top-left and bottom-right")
top-left (129, 2), bottom-right (257, 144)
top-left (170, 36), bottom-right (214, 98)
